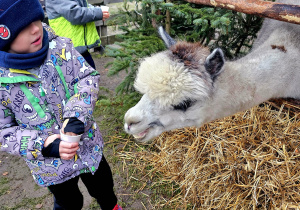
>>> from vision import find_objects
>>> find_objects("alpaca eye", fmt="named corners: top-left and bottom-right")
top-left (173, 99), bottom-right (194, 111)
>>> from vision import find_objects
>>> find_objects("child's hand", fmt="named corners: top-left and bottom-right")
top-left (59, 141), bottom-right (79, 160)
top-left (44, 134), bottom-right (60, 147)
top-left (43, 134), bottom-right (79, 160)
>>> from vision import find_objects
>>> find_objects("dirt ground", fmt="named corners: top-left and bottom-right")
top-left (0, 54), bottom-right (151, 210)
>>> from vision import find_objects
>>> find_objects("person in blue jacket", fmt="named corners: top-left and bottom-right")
top-left (45, 0), bottom-right (110, 69)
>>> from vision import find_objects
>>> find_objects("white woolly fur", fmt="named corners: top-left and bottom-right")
top-left (134, 52), bottom-right (211, 108)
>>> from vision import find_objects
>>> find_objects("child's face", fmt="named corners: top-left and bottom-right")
top-left (8, 20), bottom-right (43, 54)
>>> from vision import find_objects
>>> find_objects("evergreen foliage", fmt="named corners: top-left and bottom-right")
top-left (105, 27), bottom-right (165, 94)
top-left (105, 0), bottom-right (263, 95)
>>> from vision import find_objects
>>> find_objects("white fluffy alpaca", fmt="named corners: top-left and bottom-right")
top-left (124, 0), bottom-right (300, 143)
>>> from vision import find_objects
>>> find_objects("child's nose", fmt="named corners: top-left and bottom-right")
top-left (29, 21), bottom-right (40, 33)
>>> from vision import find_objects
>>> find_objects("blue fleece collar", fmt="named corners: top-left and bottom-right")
top-left (0, 28), bottom-right (49, 70)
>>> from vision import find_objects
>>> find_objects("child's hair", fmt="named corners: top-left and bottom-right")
top-left (0, 0), bottom-right (45, 51)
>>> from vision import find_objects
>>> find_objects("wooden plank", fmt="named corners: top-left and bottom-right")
top-left (99, 34), bottom-right (123, 46)
top-left (104, 0), bottom-right (124, 4)
top-left (89, 0), bottom-right (124, 5)
top-left (89, 0), bottom-right (104, 5)
top-left (184, 0), bottom-right (300, 25)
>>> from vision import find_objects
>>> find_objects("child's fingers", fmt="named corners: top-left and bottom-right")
top-left (60, 141), bottom-right (79, 149)
top-left (59, 146), bottom-right (78, 160)
top-left (59, 141), bottom-right (79, 160)
top-left (60, 146), bottom-right (79, 154)
top-left (64, 132), bottom-right (77, 136)
top-left (60, 152), bottom-right (76, 160)
top-left (59, 141), bottom-right (79, 156)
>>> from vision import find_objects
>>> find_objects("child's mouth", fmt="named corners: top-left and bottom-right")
top-left (32, 36), bottom-right (42, 45)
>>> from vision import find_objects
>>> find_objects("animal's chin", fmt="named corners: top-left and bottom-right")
top-left (132, 128), bottom-right (155, 143)
top-left (131, 122), bottom-right (164, 143)
top-left (133, 128), bottom-right (149, 140)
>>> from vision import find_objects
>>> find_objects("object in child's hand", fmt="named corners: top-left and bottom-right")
top-left (100, 5), bottom-right (109, 11)
top-left (60, 129), bottom-right (82, 143)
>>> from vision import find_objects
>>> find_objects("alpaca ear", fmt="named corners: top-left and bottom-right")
top-left (205, 48), bottom-right (225, 80)
top-left (158, 26), bottom-right (176, 48)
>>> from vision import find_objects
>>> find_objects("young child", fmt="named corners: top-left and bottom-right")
top-left (0, 0), bottom-right (122, 209)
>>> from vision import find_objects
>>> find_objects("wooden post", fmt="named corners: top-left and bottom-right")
top-left (151, 5), bottom-right (162, 28)
top-left (166, 0), bottom-right (171, 34)
top-left (184, 0), bottom-right (300, 25)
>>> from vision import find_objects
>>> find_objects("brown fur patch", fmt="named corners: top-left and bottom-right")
top-left (170, 41), bottom-right (210, 69)
top-left (271, 45), bottom-right (287, 53)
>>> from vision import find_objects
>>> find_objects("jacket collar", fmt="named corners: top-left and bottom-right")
top-left (0, 29), bottom-right (49, 70)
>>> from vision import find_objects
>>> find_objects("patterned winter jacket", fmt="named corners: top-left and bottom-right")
top-left (0, 24), bottom-right (103, 187)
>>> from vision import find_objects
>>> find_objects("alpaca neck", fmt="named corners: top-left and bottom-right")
top-left (205, 51), bottom-right (293, 122)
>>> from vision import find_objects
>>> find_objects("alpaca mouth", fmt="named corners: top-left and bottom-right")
top-left (131, 121), bottom-right (163, 141)
top-left (133, 128), bottom-right (149, 140)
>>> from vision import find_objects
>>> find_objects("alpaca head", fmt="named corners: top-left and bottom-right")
top-left (124, 27), bottom-right (225, 143)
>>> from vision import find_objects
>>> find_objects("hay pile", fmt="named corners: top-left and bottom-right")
top-left (119, 103), bottom-right (300, 209)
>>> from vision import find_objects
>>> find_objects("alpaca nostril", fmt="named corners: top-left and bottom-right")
top-left (127, 121), bottom-right (141, 131)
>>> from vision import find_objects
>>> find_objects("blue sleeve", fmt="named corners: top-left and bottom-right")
top-left (46, 0), bottom-right (103, 25)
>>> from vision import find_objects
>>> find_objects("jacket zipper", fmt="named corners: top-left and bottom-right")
top-left (84, 24), bottom-right (87, 48)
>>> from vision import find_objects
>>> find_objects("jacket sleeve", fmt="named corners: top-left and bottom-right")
top-left (47, 0), bottom-right (103, 25)
top-left (0, 102), bottom-right (48, 161)
top-left (62, 44), bottom-right (101, 129)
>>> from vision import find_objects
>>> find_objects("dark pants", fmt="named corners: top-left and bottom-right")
top-left (48, 156), bottom-right (117, 210)
top-left (81, 50), bottom-right (96, 70)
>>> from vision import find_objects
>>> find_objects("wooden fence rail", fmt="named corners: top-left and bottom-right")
top-left (184, 0), bottom-right (300, 24)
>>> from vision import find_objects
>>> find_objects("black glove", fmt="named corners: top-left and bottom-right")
top-left (63, 117), bottom-right (84, 135)
top-left (42, 138), bottom-right (61, 158)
